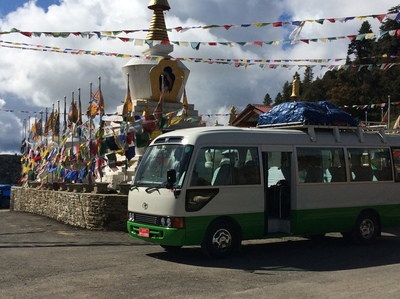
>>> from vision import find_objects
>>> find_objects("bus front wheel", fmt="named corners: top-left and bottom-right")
top-left (201, 220), bottom-right (240, 258)
top-left (349, 211), bottom-right (379, 244)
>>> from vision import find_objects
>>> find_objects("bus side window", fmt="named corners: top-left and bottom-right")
top-left (327, 149), bottom-right (346, 182)
top-left (371, 149), bottom-right (392, 181)
top-left (297, 148), bottom-right (323, 183)
top-left (207, 147), bottom-right (260, 186)
top-left (348, 149), bottom-right (373, 182)
top-left (392, 148), bottom-right (400, 182)
top-left (190, 148), bottom-right (215, 186)
top-left (240, 148), bottom-right (260, 185)
top-left (211, 163), bottom-right (232, 185)
top-left (242, 160), bottom-right (260, 184)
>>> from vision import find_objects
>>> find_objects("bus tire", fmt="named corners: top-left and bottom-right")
top-left (160, 245), bottom-right (182, 252)
top-left (201, 220), bottom-right (240, 258)
top-left (350, 211), bottom-right (379, 244)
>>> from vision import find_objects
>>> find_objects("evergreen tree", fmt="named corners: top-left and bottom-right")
top-left (274, 92), bottom-right (284, 105)
top-left (300, 67), bottom-right (314, 100)
top-left (301, 77), bottom-right (326, 102)
top-left (282, 81), bottom-right (292, 102)
top-left (263, 93), bottom-right (272, 106)
top-left (347, 21), bottom-right (375, 64)
top-left (303, 66), bottom-right (314, 84)
top-left (271, 5), bottom-right (400, 123)
top-left (374, 5), bottom-right (400, 59)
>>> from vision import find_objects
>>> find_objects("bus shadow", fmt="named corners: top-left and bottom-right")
top-left (147, 231), bottom-right (400, 272)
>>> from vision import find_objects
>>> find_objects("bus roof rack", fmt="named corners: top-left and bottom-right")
top-left (257, 123), bottom-right (395, 143)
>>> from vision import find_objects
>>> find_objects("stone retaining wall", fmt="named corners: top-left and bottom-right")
top-left (10, 187), bottom-right (128, 231)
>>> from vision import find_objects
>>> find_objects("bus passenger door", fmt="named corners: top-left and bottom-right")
top-left (262, 150), bottom-right (292, 234)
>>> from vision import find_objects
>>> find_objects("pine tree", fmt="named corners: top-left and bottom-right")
top-left (301, 67), bottom-right (314, 100)
top-left (374, 5), bottom-right (400, 60)
top-left (282, 81), bottom-right (292, 102)
top-left (303, 66), bottom-right (314, 84)
top-left (347, 21), bottom-right (375, 64)
top-left (263, 93), bottom-right (272, 106)
top-left (274, 92), bottom-right (284, 105)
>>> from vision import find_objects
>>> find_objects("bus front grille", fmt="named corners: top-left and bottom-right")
top-left (134, 213), bottom-right (158, 225)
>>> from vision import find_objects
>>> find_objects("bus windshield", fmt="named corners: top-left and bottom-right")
top-left (134, 144), bottom-right (193, 188)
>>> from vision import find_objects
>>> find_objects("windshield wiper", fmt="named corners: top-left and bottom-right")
top-left (145, 185), bottom-right (163, 194)
top-left (130, 184), bottom-right (139, 192)
top-left (144, 181), bottom-right (168, 194)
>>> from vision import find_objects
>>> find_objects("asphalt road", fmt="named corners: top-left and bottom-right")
top-left (1, 210), bottom-right (400, 299)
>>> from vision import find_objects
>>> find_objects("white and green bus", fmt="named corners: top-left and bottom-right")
top-left (127, 125), bottom-right (400, 258)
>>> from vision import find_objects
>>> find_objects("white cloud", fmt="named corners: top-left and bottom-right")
top-left (0, 0), bottom-right (397, 152)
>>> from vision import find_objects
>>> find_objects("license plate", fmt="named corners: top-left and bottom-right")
top-left (139, 227), bottom-right (150, 238)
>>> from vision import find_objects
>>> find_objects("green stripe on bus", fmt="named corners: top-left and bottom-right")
top-left (291, 204), bottom-right (400, 235)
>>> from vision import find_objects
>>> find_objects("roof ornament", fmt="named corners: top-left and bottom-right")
top-left (146, 0), bottom-right (171, 42)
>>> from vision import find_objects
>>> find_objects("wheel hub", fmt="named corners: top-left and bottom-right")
top-left (360, 219), bottom-right (374, 239)
top-left (212, 228), bottom-right (232, 250)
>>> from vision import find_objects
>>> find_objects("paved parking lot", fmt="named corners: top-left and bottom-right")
top-left (2, 210), bottom-right (400, 299)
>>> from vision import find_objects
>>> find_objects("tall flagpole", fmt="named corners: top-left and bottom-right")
top-left (63, 96), bottom-right (67, 137)
top-left (51, 103), bottom-right (55, 184)
top-left (40, 110), bottom-right (43, 143)
top-left (44, 107), bottom-right (48, 185)
top-left (89, 82), bottom-right (93, 185)
top-left (51, 103), bottom-right (55, 143)
top-left (57, 100), bottom-right (60, 144)
top-left (28, 116), bottom-right (31, 142)
top-left (71, 91), bottom-right (75, 169)
top-left (388, 95), bottom-right (391, 129)
top-left (44, 107), bottom-right (48, 146)
top-left (124, 73), bottom-right (130, 182)
top-left (21, 118), bottom-right (25, 149)
top-left (98, 76), bottom-right (103, 182)
top-left (161, 74), bottom-right (164, 117)
top-left (78, 87), bottom-right (82, 179)
top-left (32, 113), bottom-right (36, 143)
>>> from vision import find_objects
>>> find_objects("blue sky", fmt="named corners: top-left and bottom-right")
top-left (0, 0), bottom-right (57, 15)
top-left (0, 0), bottom-right (397, 153)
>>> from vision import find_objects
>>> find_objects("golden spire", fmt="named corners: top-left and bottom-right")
top-left (146, 0), bottom-right (170, 41)
top-left (290, 73), bottom-right (300, 101)
top-left (229, 106), bottom-right (237, 126)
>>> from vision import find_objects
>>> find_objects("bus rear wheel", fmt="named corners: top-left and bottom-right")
top-left (350, 211), bottom-right (379, 244)
top-left (201, 220), bottom-right (240, 258)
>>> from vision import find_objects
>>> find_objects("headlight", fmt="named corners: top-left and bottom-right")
top-left (160, 217), bottom-right (171, 227)
top-left (160, 217), bottom-right (166, 226)
top-left (128, 212), bottom-right (135, 222)
top-left (159, 217), bottom-right (185, 228)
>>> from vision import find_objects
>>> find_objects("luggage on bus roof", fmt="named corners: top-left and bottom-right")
top-left (258, 101), bottom-right (359, 127)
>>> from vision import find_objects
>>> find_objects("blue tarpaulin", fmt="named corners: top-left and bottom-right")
top-left (0, 184), bottom-right (12, 209)
top-left (258, 101), bottom-right (359, 127)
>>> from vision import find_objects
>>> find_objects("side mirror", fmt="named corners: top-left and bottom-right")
top-left (166, 169), bottom-right (177, 189)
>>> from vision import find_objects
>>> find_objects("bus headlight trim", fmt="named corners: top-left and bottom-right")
top-left (159, 217), bottom-right (185, 228)
top-left (160, 217), bottom-right (166, 226)
top-left (128, 212), bottom-right (135, 222)
top-left (160, 217), bottom-right (172, 227)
